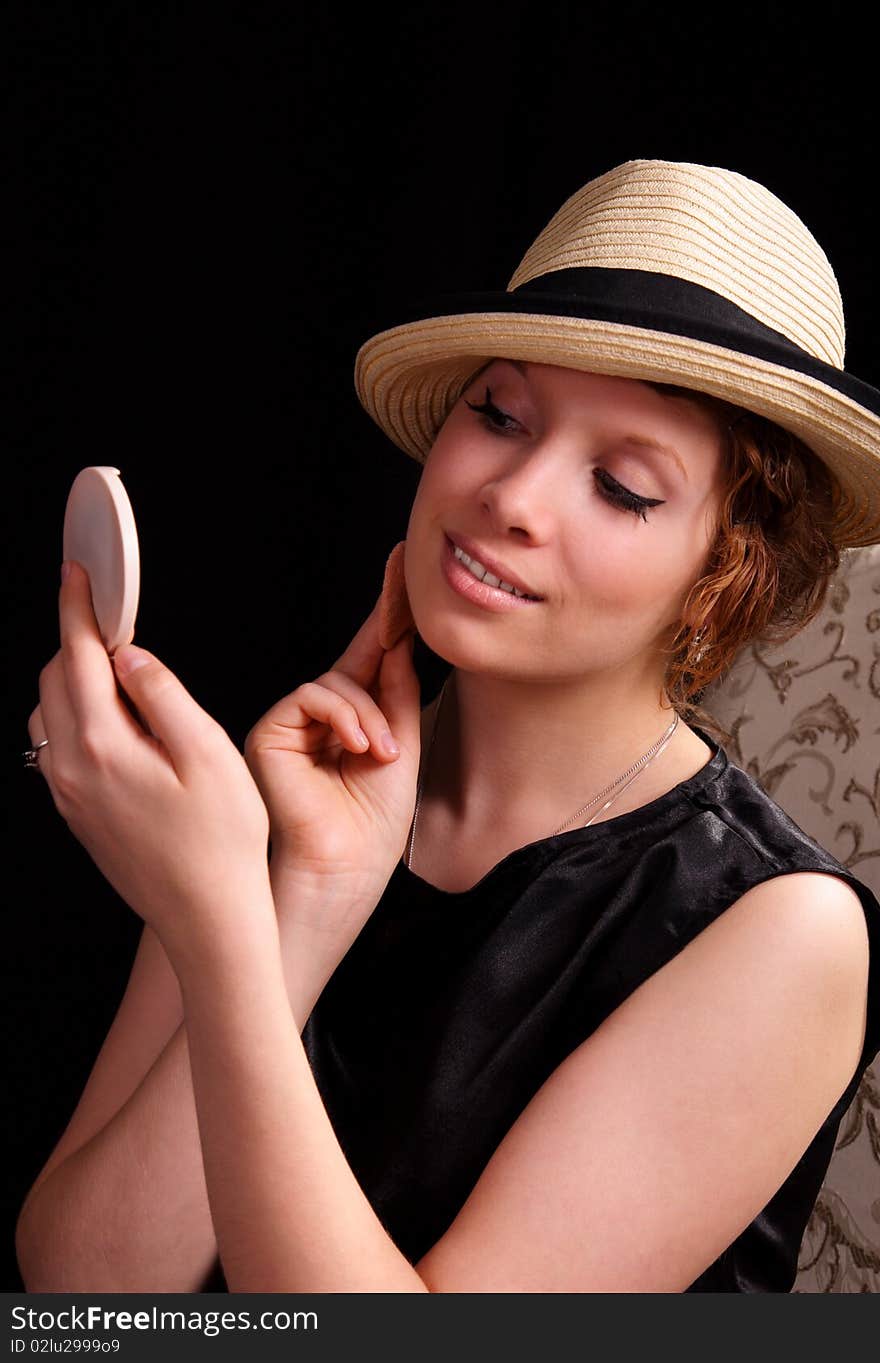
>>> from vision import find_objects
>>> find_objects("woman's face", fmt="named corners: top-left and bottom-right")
top-left (404, 358), bottom-right (726, 689)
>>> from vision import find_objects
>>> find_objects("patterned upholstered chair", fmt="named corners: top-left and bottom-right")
top-left (701, 542), bottom-right (880, 1292)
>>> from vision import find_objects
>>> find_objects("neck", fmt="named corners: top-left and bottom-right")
top-left (423, 666), bottom-right (683, 833)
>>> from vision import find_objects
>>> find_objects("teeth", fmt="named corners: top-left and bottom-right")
top-left (453, 544), bottom-right (537, 599)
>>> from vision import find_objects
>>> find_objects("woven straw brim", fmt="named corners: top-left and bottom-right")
top-left (354, 313), bottom-right (880, 550)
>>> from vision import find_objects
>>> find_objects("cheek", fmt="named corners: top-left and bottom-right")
top-left (408, 435), bottom-right (492, 538)
top-left (567, 519), bottom-right (703, 616)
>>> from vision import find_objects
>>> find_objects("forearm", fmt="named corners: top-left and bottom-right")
top-left (178, 916), bottom-right (428, 1293)
top-left (270, 850), bottom-right (376, 1029)
top-left (16, 1024), bottom-right (214, 1293)
top-left (17, 864), bottom-right (371, 1293)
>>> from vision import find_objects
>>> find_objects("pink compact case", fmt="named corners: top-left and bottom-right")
top-left (62, 466), bottom-right (141, 655)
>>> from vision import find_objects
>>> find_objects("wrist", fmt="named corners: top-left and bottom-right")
top-left (270, 873), bottom-right (379, 1029)
top-left (268, 854), bottom-right (384, 988)
top-left (161, 877), bottom-right (279, 987)
top-left (268, 847), bottom-right (384, 918)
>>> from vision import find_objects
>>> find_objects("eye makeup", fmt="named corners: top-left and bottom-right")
top-left (464, 386), bottom-right (667, 524)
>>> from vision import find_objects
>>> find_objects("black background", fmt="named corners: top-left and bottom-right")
top-left (5, 5), bottom-right (878, 1290)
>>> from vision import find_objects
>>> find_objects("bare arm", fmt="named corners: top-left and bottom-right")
top-left (15, 855), bottom-right (365, 1293)
top-left (162, 870), bottom-right (868, 1293)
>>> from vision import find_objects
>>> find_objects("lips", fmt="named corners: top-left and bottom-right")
top-left (444, 531), bottom-right (543, 600)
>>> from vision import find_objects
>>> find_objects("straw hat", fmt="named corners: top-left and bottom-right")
top-left (353, 158), bottom-right (880, 549)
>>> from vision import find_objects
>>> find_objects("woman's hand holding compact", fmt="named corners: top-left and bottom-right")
top-left (243, 585), bottom-right (421, 935)
top-left (27, 560), bottom-right (276, 974)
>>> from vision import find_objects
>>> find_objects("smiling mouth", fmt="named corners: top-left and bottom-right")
top-left (441, 534), bottom-right (545, 612)
top-left (444, 534), bottom-right (543, 600)
top-left (453, 548), bottom-right (542, 599)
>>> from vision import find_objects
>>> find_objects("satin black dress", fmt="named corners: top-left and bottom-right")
top-left (203, 725), bottom-right (880, 1293)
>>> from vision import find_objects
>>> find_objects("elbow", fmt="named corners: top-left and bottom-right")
top-left (15, 1188), bottom-right (88, 1294)
top-left (15, 1210), bottom-right (60, 1294)
top-left (16, 1226), bottom-right (97, 1294)
top-left (14, 1208), bottom-right (46, 1293)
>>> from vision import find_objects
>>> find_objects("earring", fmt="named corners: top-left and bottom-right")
top-left (691, 628), bottom-right (708, 666)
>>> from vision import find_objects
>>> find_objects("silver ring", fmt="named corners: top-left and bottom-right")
top-left (23, 738), bottom-right (49, 769)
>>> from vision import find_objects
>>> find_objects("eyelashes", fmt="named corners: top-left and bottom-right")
top-left (464, 385), bottom-right (666, 524)
top-left (465, 387), bottom-right (519, 431)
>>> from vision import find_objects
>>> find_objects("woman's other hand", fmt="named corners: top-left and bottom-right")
top-left (243, 590), bottom-right (421, 913)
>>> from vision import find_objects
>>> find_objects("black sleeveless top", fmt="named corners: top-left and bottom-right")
top-left (204, 726), bottom-right (880, 1293)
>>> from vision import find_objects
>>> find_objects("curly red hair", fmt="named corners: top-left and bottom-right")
top-left (643, 380), bottom-right (844, 740)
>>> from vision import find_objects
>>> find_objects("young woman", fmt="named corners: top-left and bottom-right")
top-left (17, 158), bottom-right (880, 1293)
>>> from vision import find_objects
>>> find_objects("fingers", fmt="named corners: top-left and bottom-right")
top-left (27, 703), bottom-right (49, 777)
top-left (244, 551), bottom-right (420, 767)
top-left (372, 629), bottom-right (421, 749)
top-left (59, 559), bottom-right (121, 734)
top-left (329, 545), bottom-right (417, 689)
top-left (313, 668), bottom-right (406, 760)
top-left (327, 593), bottom-right (388, 690)
top-left (32, 662), bottom-right (71, 802)
top-left (318, 632), bottom-right (419, 762)
top-left (27, 702), bottom-right (45, 745)
top-left (110, 646), bottom-right (226, 782)
top-left (37, 653), bottom-right (75, 764)
top-left (245, 673), bottom-right (404, 765)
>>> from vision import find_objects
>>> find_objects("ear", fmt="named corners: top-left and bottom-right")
top-left (378, 540), bottom-right (415, 650)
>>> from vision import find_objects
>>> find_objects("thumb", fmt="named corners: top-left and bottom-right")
top-left (113, 644), bottom-right (216, 768)
top-left (376, 629), bottom-right (421, 750)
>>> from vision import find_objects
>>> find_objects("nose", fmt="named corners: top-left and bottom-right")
top-left (478, 440), bottom-right (570, 541)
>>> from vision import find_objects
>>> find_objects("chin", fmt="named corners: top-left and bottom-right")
top-left (412, 617), bottom-right (483, 667)
top-left (412, 617), bottom-right (539, 682)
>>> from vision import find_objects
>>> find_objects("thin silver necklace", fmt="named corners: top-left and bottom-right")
top-left (404, 675), bottom-right (680, 873)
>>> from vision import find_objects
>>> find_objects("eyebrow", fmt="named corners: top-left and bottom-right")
top-left (618, 432), bottom-right (689, 483)
top-left (495, 357), bottom-right (689, 482)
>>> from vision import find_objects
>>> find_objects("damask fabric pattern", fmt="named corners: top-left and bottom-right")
top-left (701, 542), bottom-right (880, 1292)
top-left (296, 734), bottom-right (880, 1293)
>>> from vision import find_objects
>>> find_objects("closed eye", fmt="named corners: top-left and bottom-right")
top-left (592, 469), bottom-right (665, 523)
top-left (465, 386), bottom-right (666, 524)
top-left (466, 388), bottom-right (520, 436)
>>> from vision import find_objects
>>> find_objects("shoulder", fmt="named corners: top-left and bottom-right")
top-left (680, 869), bottom-right (870, 1080)
top-left (634, 867), bottom-right (871, 1101)
top-left (669, 743), bottom-right (871, 996)
top-left (722, 869), bottom-right (870, 977)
